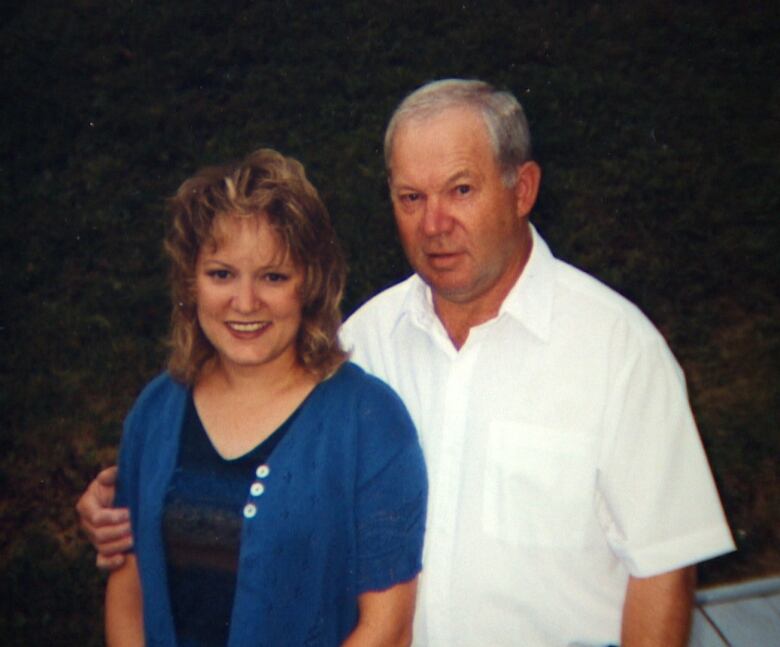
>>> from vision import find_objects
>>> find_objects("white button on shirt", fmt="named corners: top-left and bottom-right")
top-left (340, 226), bottom-right (734, 646)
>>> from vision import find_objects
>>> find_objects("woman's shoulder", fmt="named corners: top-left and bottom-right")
top-left (323, 362), bottom-right (417, 439)
top-left (135, 371), bottom-right (185, 403)
top-left (325, 365), bottom-right (425, 504)
top-left (326, 362), bottom-right (406, 407)
top-left (125, 371), bottom-right (187, 427)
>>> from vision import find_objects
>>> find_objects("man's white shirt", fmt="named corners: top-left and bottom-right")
top-left (340, 226), bottom-right (734, 646)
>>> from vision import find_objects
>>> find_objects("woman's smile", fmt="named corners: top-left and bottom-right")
top-left (195, 215), bottom-right (304, 376)
top-left (226, 320), bottom-right (270, 334)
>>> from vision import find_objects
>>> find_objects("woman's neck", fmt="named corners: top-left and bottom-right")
top-left (193, 356), bottom-right (319, 459)
top-left (202, 353), bottom-right (314, 396)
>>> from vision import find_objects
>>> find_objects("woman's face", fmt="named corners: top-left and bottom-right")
top-left (195, 215), bottom-right (304, 376)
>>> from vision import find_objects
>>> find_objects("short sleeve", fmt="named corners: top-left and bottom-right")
top-left (597, 337), bottom-right (734, 576)
top-left (353, 381), bottom-right (428, 593)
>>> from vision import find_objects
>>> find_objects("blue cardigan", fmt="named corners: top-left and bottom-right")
top-left (116, 362), bottom-right (427, 646)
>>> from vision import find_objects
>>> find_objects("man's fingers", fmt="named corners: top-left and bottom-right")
top-left (90, 506), bottom-right (130, 527)
top-left (91, 519), bottom-right (132, 546)
top-left (75, 472), bottom-right (122, 523)
top-left (77, 501), bottom-right (129, 539)
top-left (97, 534), bottom-right (134, 557)
top-left (77, 501), bottom-right (129, 528)
top-left (95, 465), bottom-right (118, 486)
top-left (75, 467), bottom-right (133, 569)
top-left (96, 552), bottom-right (127, 572)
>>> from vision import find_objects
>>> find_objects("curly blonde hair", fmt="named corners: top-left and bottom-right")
top-left (165, 148), bottom-right (347, 384)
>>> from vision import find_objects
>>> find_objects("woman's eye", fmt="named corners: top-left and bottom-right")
top-left (265, 272), bottom-right (288, 283)
top-left (401, 192), bottom-right (420, 203)
top-left (208, 269), bottom-right (231, 280)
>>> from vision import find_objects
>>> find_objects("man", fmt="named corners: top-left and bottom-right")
top-left (78, 79), bottom-right (734, 645)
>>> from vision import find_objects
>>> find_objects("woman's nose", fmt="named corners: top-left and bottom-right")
top-left (232, 278), bottom-right (259, 312)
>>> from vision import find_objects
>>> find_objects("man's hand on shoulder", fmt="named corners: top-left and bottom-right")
top-left (75, 466), bottom-right (133, 570)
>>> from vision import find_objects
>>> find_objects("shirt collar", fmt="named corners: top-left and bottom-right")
top-left (497, 224), bottom-right (555, 342)
top-left (394, 224), bottom-right (555, 343)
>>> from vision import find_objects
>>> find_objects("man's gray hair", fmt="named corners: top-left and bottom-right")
top-left (384, 79), bottom-right (533, 187)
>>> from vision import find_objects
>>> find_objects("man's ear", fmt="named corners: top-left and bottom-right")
top-left (513, 161), bottom-right (542, 218)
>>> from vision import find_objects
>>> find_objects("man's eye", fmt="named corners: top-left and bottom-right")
top-left (401, 192), bottom-right (420, 203)
top-left (456, 184), bottom-right (471, 195)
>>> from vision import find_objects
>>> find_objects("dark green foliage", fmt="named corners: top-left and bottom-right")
top-left (1, 0), bottom-right (778, 640)
top-left (0, 530), bottom-right (104, 646)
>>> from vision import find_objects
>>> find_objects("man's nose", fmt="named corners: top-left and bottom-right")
top-left (421, 197), bottom-right (454, 236)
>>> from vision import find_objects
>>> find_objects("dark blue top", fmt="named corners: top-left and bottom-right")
top-left (116, 362), bottom-right (427, 646)
top-left (162, 391), bottom-right (298, 646)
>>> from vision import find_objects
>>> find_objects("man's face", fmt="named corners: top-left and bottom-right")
top-left (388, 106), bottom-right (538, 312)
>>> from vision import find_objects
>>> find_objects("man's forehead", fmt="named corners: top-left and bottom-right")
top-left (389, 108), bottom-right (495, 184)
top-left (395, 104), bottom-right (487, 140)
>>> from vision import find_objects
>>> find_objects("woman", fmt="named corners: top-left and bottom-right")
top-left (105, 149), bottom-right (427, 646)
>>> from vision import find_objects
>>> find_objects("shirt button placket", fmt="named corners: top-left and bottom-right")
top-left (428, 346), bottom-right (478, 644)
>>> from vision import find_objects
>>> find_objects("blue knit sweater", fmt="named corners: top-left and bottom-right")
top-left (116, 362), bottom-right (427, 646)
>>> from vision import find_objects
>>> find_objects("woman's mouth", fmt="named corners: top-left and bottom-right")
top-left (227, 321), bottom-right (269, 333)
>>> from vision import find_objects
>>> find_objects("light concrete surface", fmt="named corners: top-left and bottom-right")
top-left (689, 576), bottom-right (780, 646)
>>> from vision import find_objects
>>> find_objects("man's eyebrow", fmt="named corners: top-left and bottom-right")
top-left (445, 169), bottom-right (474, 185)
top-left (389, 181), bottom-right (417, 192)
top-left (391, 169), bottom-right (475, 190)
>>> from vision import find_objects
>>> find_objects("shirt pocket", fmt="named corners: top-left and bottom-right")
top-left (482, 419), bottom-right (595, 547)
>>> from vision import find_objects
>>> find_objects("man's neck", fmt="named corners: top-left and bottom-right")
top-left (433, 235), bottom-right (533, 350)
top-left (434, 287), bottom-right (512, 349)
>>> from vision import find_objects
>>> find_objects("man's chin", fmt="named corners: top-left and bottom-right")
top-left (422, 275), bottom-right (475, 304)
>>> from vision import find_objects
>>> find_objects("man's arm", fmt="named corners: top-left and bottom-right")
top-left (621, 566), bottom-right (696, 647)
top-left (75, 466), bottom-right (133, 569)
top-left (341, 579), bottom-right (417, 647)
top-left (105, 553), bottom-right (144, 646)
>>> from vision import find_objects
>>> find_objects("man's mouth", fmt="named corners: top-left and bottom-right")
top-left (426, 251), bottom-right (462, 267)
